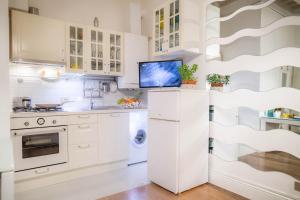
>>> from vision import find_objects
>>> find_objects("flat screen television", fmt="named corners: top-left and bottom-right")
top-left (139, 60), bottom-right (182, 88)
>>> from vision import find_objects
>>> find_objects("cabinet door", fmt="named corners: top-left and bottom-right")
top-left (107, 32), bottom-right (123, 76)
top-left (168, 0), bottom-right (180, 50)
top-left (153, 6), bottom-right (167, 55)
top-left (66, 24), bottom-right (86, 73)
top-left (86, 28), bottom-right (105, 75)
top-left (69, 142), bottom-right (98, 169)
top-left (148, 119), bottom-right (179, 193)
top-left (98, 113), bottom-right (129, 163)
top-left (11, 10), bottom-right (65, 64)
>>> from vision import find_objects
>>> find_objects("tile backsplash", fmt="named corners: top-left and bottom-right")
top-left (10, 64), bottom-right (146, 111)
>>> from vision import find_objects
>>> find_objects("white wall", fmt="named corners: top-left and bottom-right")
top-left (9, 65), bottom-right (145, 110)
top-left (0, 0), bottom-right (10, 139)
top-left (28, 0), bottom-right (138, 32)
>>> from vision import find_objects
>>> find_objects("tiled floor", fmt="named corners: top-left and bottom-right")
top-left (15, 163), bottom-right (149, 200)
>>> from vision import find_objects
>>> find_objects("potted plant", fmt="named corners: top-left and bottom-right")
top-left (207, 74), bottom-right (230, 91)
top-left (178, 64), bottom-right (198, 88)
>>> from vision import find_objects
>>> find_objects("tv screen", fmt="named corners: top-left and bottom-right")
top-left (139, 60), bottom-right (182, 88)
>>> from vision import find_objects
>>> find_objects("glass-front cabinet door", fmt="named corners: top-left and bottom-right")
top-left (108, 32), bottom-right (123, 76)
top-left (154, 6), bottom-right (166, 54)
top-left (87, 28), bottom-right (105, 75)
top-left (67, 24), bottom-right (85, 73)
top-left (168, 0), bottom-right (180, 49)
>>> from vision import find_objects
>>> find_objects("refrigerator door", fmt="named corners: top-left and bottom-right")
top-left (148, 91), bottom-right (180, 121)
top-left (148, 119), bottom-right (179, 193)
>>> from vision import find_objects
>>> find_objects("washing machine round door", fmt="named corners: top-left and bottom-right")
top-left (133, 129), bottom-right (147, 148)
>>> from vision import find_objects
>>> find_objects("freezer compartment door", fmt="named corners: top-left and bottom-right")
top-left (148, 91), bottom-right (180, 121)
top-left (148, 119), bottom-right (179, 193)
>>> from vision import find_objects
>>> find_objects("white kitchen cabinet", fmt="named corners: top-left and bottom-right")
top-left (153, 0), bottom-right (202, 57)
top-left (98, 113), bottom-right (129, 164)
top-left (148, 89), bottom-right (209, 194)
top-left (10, 10), bottom-right (66, 65)
top-left (66, 24), bottom-right (86, 73)
top-left (86, 27), bottom-right (106, 75)
top-left (66, 26), bottom-right (124, 76)
top-left (69, 143), bottom-right (98, 169)
top-left (107, 31), bottom-right (124, 76)
top-left (68, 115), bottom-right (98, 169)
top-left (117, 33), bottom-right (148, 89)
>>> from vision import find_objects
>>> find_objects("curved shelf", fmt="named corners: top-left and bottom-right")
top-left (205, 48), bottom-right (300, 75)
top-left (206, 0), bottom-right (276, 25)
top-left (206, 16), bottom-right (300, 46)
top-left (210, 87), bottom-right (300, 112)
top-left (210, 155), bottom-right (300, 199)
top-left (206, 0), bottom-right (225, 6)
top-left (210, 122), bottom-right (300, 158)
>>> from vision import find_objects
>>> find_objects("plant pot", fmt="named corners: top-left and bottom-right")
top-left (211, 82), bottom-right (224, 87)
top-left (181, 80), bottom-right (197, 89)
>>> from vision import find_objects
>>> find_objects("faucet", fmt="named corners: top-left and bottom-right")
top-left (90, 94), bottom-right (94, 110)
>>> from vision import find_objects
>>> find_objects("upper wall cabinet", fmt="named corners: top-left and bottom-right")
top-left (153, 0), bottom-right (202, 57)
top-left (10, 10), bottom-right (66, 65)
top-left (66, 24), bottom-right (86, 73)
top-left (66, 25), bottom-right (124, 76)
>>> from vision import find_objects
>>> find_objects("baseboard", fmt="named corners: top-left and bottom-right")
top-left (15, 161), bottom-right (128, 193)
top-left (209, 170), bottom-right (296, 200)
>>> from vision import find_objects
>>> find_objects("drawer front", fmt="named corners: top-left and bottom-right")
top-left (15, 163), bottom-right (69, 181)
top-left (148, 91), bottom-right (180, 121)
top-left (68, 123), bottom-right (98, 144)
top-left (69, 142), bottom-right (98, 169)
top-left (68, 114), bottom-right (97, 125)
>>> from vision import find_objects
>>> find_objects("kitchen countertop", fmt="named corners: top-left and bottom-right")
top-left (11, 107), bottom-right (148, 118)
top-left (0, 138), bottom-right (14, 172)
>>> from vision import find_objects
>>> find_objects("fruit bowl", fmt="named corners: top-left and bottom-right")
top-left (117, 98), bottom-right (141, 109)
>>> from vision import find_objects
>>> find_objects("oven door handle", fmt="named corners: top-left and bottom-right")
top-left (12, 127), bottom-right (67, 137)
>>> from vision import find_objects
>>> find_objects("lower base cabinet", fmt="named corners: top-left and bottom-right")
top-left (68, 115), bottom-right (99, 169)
top-left (98, 113), bottom-right (129, 164)
top-left (69, 142), bottom-right (98, 169)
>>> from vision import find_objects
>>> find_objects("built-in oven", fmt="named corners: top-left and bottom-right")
top-left (11, 126), bottom-right (68, 171)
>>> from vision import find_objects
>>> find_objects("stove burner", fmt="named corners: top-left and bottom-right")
top-left (13, 106), bottom-right (63, 113)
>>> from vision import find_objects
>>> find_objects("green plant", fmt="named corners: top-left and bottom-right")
top-left (178, 64), bottom-right (198, 81)
top-left (206, 74), bottom-right (230, 85)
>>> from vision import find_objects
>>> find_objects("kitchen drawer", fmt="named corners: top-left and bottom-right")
top-left (15, 163), bottom-right (69, 181)
top-left (68, 123), bottom-right (98, 144)
top-left (69, 142), bottom-right (98, 169)
top-left (68, 114), bottom-right (97, 125)
top-left (148, 91), bottom-right (180, 121)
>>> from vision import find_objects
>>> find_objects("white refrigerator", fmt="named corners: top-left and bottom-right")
top-left (147, 89), bottom-right (209, 194)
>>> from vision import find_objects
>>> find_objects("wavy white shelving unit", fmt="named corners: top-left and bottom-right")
top-left (210, 122), bottom-right (300, 158)
top-left (206, 0), bottom-right (276, 25)
top-left (210, 87), bottom-right (300, 112)
top-left (205, 47), bottom-right (300, 75)
top-left (206, 0), bottom-right (225, 6)
top-left (206, 16), bottom-right (300, 46)
top-left (210, 155), bottom-right (300, 200)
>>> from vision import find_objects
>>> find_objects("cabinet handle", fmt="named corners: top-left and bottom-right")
top-left (78, 125), bottom-right (90, 129)
top-left (78, 115), bottom-right (90, 119)
top-left (110, 113), bottom-right (120, 117)
top-left (34, 167), bottom-right (50, 174)
top-left (78, 144), bottom-right (90, 149)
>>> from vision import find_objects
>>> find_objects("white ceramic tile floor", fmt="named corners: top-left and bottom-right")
top-left (15, 163), bottom-right (149, 200)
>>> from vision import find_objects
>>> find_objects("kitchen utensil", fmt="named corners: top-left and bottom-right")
top-left (35, 104), bottom-right (61, 109)
top-left (28, 7), bottom-right (39, 15)
top-left (110, 81), bottom-right (118, 93)
top-left (22, 97), bottom-right (32, 108)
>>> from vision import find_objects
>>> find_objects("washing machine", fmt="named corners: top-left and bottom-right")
top-left (128, 111), bottom-right (148, 165)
